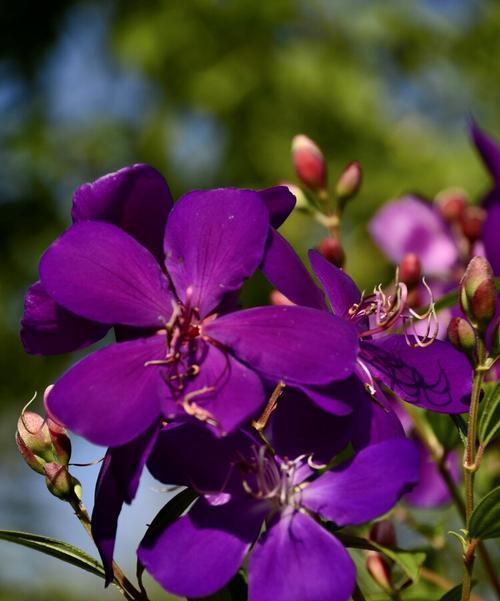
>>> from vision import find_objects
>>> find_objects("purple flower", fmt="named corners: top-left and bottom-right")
top-left (469, 120), bottom-right (500, 276)
top-left (37, 187), bottom-right (358, 447)
top-left (138, 424), bottom-right (419, 601)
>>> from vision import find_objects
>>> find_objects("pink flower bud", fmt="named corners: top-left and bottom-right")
top-left (319, 237), bottom-right (345, 268)
top-left (335, 161), bottom-right (362, 201)
top-left (460, 257), bottom-right (496, 329)
top-left (16, 411), bottom-right (54, 474)
top-left (399, 253), bottom-right (421, 289)
top-left (366, 551), bottom-right (392, 591)
top-left (435, 188), bottom-right (467, 222)
top-left (291, 135), bottom-right (327, 190)
top-left (448, 317), bottom-right (476, 361)
top-left (460, 206), bottom-right (485, 243)
top-left (369, 521), bottom-right (397, 548)
top-left (270, 290), bottom-right (294, 306)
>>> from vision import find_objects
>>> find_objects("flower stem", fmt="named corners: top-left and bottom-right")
top-left (69, 496), bottom-right (147, 601)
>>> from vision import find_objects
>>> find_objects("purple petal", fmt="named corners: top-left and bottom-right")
top-left (249, 509), bottom-right (355, 601)
top-left (91, 424), bottom-right (159, 584)
top-left (271, 391), bottom-right (352, 463)
top-left (162, 342), bottom-right (265, 435)
top-left (148, 423), bottom-right (253, 493)
top-left (46, 336), bottom-right (165, 446)
top-left (299, 375), bottom-right (364, 416)
top-left (261, 230), bottom-right (326, 310)
top-left (369, 196), bottom-right (458, 276)
top-left (301, 438), bottom-right (419, 525)
top-left (309, 250), bottom-right (361, 317)
top-left (483, 203), bottom-right (500, 275)
top-left (258, 185), bottom-right (296, 228)
top-left (40, 221), bottom-right (174, 327)
top-left (72, 164), bottom-right (173, 262)
top-left (205, 306), bottom-right (359, 385)
top-left (164, 189), bottom-right (269, 318)
top-left (362, 335), bottom-right (472, 413)
top-left (469, 119), bottom-right (500, 183)
top-left (138, 496), bottom-right (265, 599)
top-left (20, 281), bottom-right (108, 355)
top-left (404, 440), bottom-right (461, 508)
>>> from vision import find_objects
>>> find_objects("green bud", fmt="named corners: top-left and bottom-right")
top-left (47, 419), bottom-right (71, 466)
top-left (335, 161), bottom-right (362, 201)
top-left (460, 257), bottom-right (496, 330)
top-left (448, 317), bottom-right (476, 362)
top-left (43, 463), bottom-right (79, 501)
top-left (490, 320), bottom-right (499, 359)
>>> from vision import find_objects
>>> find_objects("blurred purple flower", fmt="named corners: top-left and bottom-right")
top-left (138, 424), bottom-right (419, 601)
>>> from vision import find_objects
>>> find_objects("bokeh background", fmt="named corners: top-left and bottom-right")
top-left (1, 1), bottom-right (499, 599)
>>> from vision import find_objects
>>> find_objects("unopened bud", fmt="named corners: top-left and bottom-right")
top-left (47, 419), bottom-right (71, 466)
top-left (435, 188), bottom-right (468, 222)
top-left (270, 290), bottom-right (294, 306)
top-left (291, 135), bottom-right (327, 190)
top-left (369, 521), bottom-right (396, 549)
top-left (280, 182), bottom-right (310, 211)
top-left (319, 237), bottom-right (345, 268)
top-left (16, 411), bottom-right (54, 474)
top-left (366, 551), bottom-right (392, 591)
top-left (399, 254), bottom-right (421, 289)
top-left (43, 463), bottom-right (79, 501)
top-left (460, 257), bottom-right (496, 329)
top-left (335, 161), bottom-right (362, 201)
top-left (448, 317), bottom-right (476, 361)
top-left (491, 321), bottom-right (499, 358)
top-left (460, 206), bottom-right (486, 244)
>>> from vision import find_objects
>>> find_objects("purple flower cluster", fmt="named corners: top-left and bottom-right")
top-left (20, 162), bottom-right (475, 601)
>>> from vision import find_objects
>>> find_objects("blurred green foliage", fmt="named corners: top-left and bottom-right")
top-left (1, 0), bottom-right (500, 599)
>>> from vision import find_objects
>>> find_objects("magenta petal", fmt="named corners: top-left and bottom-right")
top-left (309, 250), bottom-right (361, 317)
top-left (138, 497), bottom-right (265, 599)
top-left (164, 189), bottom-right (269, 318)
top-left (258, 185), bottom-right (296, 228)
top-left (483, 203), bottom-right (500, 275)
top-left (362, 336), bottom-right (472, 413)
top-left (404, 440), bottom-right (461, 509)
top-left (469, 119), bottom-right (500, 183)
top-left (40, 221), bottom-right (174, 327)
top-left (299, 376), bottom-right (364, 416)
top-left (72, 164), bottom-right (173, 262)
top-left (91, 424), bottom-right (159, 584)
top-left (301, 439), bottom-right (419, 526)
top-left (261, 230), bottom-right (326, 310)
top-left (205, 306), bottom-right (359, 385)
top-left (249, 509), bottom-right (355, 601)
top-left (369, 196), bottom-right (458, 276)
top-left (162, 343), bottom-right (265, 435)
top-left (46, 336), bottom-right (165, 446)
top-left (20, 281), bottom-right (108, 355)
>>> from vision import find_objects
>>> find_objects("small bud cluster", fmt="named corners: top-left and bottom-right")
top-left (435, 187), bottom-right (486, 249)
top-left (16, 389), bottom-right (80, 502)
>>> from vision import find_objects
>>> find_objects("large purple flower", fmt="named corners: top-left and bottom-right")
top-left (38, 188), bottom-right (358, 447)
top-left (138, 424), bottom-right (419, 601)
top-left (469, 120), bottom-right (500, 275)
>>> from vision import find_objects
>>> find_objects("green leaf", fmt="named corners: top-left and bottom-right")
top-left (437, 584), bottom-right (462, 601)
top-left (469, 485), bottom-right (500, 540)
top-left (137, 487), bottom-right (198, 588)
top-left (335, 533), bottom-right (426, 582)
top-left (0, 530), bottom-right (106, 580)
top-left (478, 382), bottom-right (500, 448)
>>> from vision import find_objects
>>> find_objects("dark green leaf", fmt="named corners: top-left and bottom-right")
top-left (478, 382), bottom-right (500, 448)
top-left (469, 485), bottom-right (500, 540)
top-left (0, 530), bottom-right (106, 580)
top-left (437, 584), bottom-right (462, 601)
top-left (137, 487), bottom-right (198, 588)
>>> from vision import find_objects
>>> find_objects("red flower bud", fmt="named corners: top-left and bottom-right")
top-left (366, 551), bottom-right (392, 591)
top-left (460, 206), bottom-right (485, 243)
top-left (291, 135), bottom-right (327, 190)
top-left (319, 237), bottom-right (345, 268)
top-left (435, 188), bottom-right (467, 222)
top-left (369, 521), bottom-right (397, 548)
top-left (335, 161), bottom-right (362, 201)
top-left (448, 317), bottom-right (476, 361)
top-left (460, 257), bottom-right (496, 330)
top-left (399, 253), bottom-right (421, 289)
